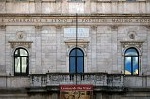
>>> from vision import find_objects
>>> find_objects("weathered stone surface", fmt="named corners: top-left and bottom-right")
top-left (0, 0), bottom-right (150, 99)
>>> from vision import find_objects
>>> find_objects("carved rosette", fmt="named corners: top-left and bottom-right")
top-left (16, 31), bottom-right (26, 40)
top-left (9, 41), bottom-right (33, 48)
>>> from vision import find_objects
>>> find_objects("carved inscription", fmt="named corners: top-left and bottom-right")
top-left (112, 18), bottom-right (150, 23)
top-left (7, 18), bottom-right (41, 23)
top-left (2, 18), bottom-right (150, 23)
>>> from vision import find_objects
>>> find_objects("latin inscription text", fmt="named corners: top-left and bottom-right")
top-left (1, 18), bottom-right (150, 23)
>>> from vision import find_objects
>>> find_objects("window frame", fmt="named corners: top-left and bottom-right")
top-left (14, 47), bottom-right (29, 76)
top-left (124, 47), bottom-right (139, 75)
top-left (69, 47), bottom-right (84, 74)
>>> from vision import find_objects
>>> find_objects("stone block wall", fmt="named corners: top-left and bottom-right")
top-left (0, 0), bottom-right (149, 14)
top-left (1, 24), bottom-right (149, 75)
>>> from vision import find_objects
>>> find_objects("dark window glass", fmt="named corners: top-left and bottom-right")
top-left (124, 48), bottom-right (139, 75)
top-left (14, 48), bottom-right (29, 76)
top-left (69, 48), bottom-right (84, 74)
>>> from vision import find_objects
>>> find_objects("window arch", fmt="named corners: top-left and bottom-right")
top-left (69, 48), bottom-right (84, 74)
top-left (14, 48), bottom-right (29, 76)
top-left (124, 47), bottom-right (139, 75)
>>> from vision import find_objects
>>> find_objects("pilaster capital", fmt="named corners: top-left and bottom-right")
top-left (0, 25), bottom-right (6, 30)
top-left (110, 25), bottom-right (118, 31)
top-left (91, 25), bottom-right (97, 31)
top-left (145, 25), bottom-right (150, 29)
top-left (35, 25), bottom-right (42, 30)
top-left (56, 25), bottom-right (62, 30)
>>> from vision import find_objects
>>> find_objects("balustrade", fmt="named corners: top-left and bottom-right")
top-left (30, 73), bottom-right (124, 88)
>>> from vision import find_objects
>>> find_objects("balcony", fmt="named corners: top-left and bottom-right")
top-left (0, 73), bottom-right (150, 92)
top-left (29, 73), bottom-right (124, 92)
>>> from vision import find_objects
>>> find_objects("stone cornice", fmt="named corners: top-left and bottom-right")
top-left (65, 39), bottom-right (89, 48)
top-left (91, 0), bottom-right (150, 3)
top-left (120, 41), bottom-right (144, 48)
top-left (4, 0), bottom-right (62, 3)
top-left (120, 41), bottom-right (144, 43)
top-left (8, 41), bottom-right (33, 48)
top-left (0, 13), bottom-right (150, 17)
top-left (1, 0), bottom-right (149, 3)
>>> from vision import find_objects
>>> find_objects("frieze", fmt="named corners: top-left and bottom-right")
top-left (0, 17), bottom-right (150, 24)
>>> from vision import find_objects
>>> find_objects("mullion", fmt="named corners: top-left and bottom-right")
top-left (21, 56), bottom-right (27, 74)
top-left (20, 57), bottom-right (22, 74)
top-left (131, 56), bottom-right (139, 75)
top-left (131, 57), bottom-right (133, 75)
top-left (77, 56), bottom-right (84, 73)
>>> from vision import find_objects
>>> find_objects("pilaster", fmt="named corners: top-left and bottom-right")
top-left (111, 25), bottom-right (119, 73)
top-left (146, 25), bottom-right (150, 75)
top-left (35, 25), bottom-right (42, 73)
top-left (56, 25), bottom-right (63, 72)
top-left (0, 25), bottom-right (6, 75)
top-left (91, 25), bottom-right (97, 72)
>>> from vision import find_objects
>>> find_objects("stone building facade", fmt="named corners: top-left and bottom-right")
top-left (0, 0), bottom-right (150, 99)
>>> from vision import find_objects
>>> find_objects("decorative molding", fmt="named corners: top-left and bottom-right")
top-left (120, 41), bottom-right (144, 56)
top-left (9, 41), bottom-right (33, 48)
top-left (120, 41), bottom-right (144, 48)
top-left (65, 39), bottom-right (89, 48)
top-left (0, 14), bottom-right (150, 17)
top-left (92, 0), bottom-right (147, 3)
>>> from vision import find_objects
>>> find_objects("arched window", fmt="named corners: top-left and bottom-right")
top-left (124, 47), bottom-right (139, 75)
top-left (14, 48), bottom-right (29, 76)
top-left (69, 48), bottom-right (84, 74)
